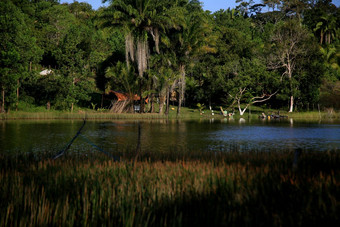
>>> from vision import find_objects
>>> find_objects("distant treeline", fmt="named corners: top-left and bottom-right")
top-left (0, 0), bottom-right (339, 115)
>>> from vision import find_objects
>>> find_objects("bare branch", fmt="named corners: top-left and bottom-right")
top-left (250, 90), bottom-right (278, 104)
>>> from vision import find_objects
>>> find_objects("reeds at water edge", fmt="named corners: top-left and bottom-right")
top-left (0, 150), bottom-right (339, 226)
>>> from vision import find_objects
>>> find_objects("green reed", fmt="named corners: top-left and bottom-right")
top-left (0, 150), bottom-right (339, 226)
top-left (0, 106), bottom-right (201, 120)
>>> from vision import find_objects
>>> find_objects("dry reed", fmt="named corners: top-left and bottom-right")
top-left (0, 151), bottom-right (339, 226)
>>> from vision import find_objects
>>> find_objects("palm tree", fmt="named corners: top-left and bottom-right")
top-left (314, 14), bottom-right (337, 45)
top-left (320, 44), bottom-right (340, 73)
top-left (101, 0), bottom-right (185, 112)
top-left (171, 9), bottom-right (216, 115)
top-left (149, 52), bottom-right (178, 115)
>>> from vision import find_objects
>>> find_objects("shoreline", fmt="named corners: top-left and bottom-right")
top-left (1, 110), bottom-right (339, 121)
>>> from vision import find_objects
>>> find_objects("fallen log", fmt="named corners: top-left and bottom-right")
top-left (52, 119), bottom-right (86, 159)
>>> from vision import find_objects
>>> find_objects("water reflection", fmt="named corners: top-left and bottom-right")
top-left (239, 118), bottom-right (246, 124)
top-left (0, 119), bottom-right (339, 154)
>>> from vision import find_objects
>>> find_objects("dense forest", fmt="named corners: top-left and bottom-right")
top-left (0, 0), bottom-right (339, 115)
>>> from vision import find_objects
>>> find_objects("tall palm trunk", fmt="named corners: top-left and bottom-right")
top-left (137, 39), bottom-right (148, 78)
top-left (177, 64), bottom-right (186, 116)
top-left (1, 88), bottom-right (4, 113)
top-left (136, 38), bottom-right (149, 114)
top-left (159, 86), bottom-right (167, 115)
top-left (139, 78), bottom-right (144, 113)
top-left (16, 80), bottom-right (19, 111)
top-left (150, 93), bottom-right (155, 113)
top-left (165, 86), bottom-right (170, 116)
top-left (159, 95), bottom-right (165, 114)
top-left (125, 33), bottom-right (135, 68)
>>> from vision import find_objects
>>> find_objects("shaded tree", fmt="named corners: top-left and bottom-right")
top-left (53, 24), bottom-right (94, 111)
top-left (0, 0), bottom-right (42, 112)
top-left (171, 5), bottom-right (216, 115)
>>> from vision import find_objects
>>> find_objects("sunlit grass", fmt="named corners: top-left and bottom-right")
top-left (286, 111), bottom-right (340, 119)
top-left (0, 106), bottom-right (201, 120)
top-left (1, 105), bottom-right (339, 120)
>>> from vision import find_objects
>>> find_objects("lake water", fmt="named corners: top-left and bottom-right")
top-left (0, 118), bottom-right (339, 155)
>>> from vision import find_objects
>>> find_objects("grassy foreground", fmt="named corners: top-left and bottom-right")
top-left (0, 151), bottom-right (339, 226)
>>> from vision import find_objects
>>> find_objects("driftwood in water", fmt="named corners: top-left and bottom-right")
top-left (52, 118), bottom-right (120, 161)
top-left (52, 120), bottom-right (86, 159)
top-left (259, 112), bottom-right (288, 119)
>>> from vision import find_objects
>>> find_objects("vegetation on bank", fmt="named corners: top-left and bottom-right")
top-left (0, 150), bottom-right (338, 226)
top-left (1, 104), bottom-right (339, 120)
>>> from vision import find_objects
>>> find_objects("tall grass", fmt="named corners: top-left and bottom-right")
top-left (286, 111), bottom-right (340, 119)
top-left (0, 106), bottom-right (202, 120)
top-left (1, 106), bottom-right (339, 120)
top-left (0, 111), bottom-right (167, 120)
top-left (0, 150), bottom-right (339, 226)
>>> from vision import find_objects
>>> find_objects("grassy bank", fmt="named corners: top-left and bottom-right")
top-left (0, 151), bottom-right (339, 226)
top-left (0, 111), bottom-right (167, 120)
top-left (285, 111), bottom-right (340, 119)
top-left (0, 106), bottom-right (200, 120)
top-left (1, 106), bottom-right (339, 120)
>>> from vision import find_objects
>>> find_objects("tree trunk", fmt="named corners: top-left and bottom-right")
top-left (287, 63), bottom-right (294, 112)
top-left (289, 95), bottom-right (294, 112)
top-left (125, 33), bottom-right (134, 67)
top-left (71, 103), bottom-right (74, 113)
top-left (239, 108), bottom-right (247, 116)
top-left (139, 78), bottom-right (144, 114)
top-left (16, 80), bottom-right (19, 111)
top-left (165, 86), bottom-right (170, 116)
top-left (159, 94), bottom-right (165, 115)
top-left (151, 94), bottom-right (155, 113)
top-left (1, 88), bottom-right (4, 113)
top-left (177, 93), bottom-right (182, 116)
top-left (177, 65), bottom-right (186, 116)
top-left (238, 100), bottom-right (248, 116)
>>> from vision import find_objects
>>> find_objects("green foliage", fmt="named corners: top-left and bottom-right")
top-left (0, 0), bottom-right (42, 111)
top-left (0, 0), bottom-right (339, 112)
top-left (196, 103), bottom-right (205, 113)
top-left (105, 61), bottom-right (138, 95)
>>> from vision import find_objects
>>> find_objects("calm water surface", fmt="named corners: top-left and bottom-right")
top-left (0, 118), bottom-right (339, 154)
